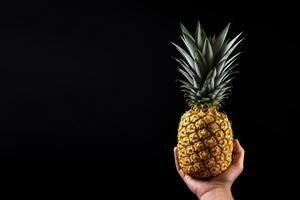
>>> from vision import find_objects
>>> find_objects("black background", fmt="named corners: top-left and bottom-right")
top-left (0, 1), bottom-right (298, 199)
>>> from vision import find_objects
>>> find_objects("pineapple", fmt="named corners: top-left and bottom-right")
top-left (172, 22), bottom-right (243, 178)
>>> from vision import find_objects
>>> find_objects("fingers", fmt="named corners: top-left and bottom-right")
top-left (231, 139), bottom-right (245, 170)
top-left (173, 147), bottom-right (180, 171)
top-left (220, 139), bottom-right (245, 180)
top-left (174, 147), bottom-right (185, 178)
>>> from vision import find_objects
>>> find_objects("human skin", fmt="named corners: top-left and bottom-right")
top-left (174, 139), bottom-right (245, 200)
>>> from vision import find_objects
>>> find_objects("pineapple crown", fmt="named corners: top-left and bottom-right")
top-left (172, 22), bottom-right (243, 108)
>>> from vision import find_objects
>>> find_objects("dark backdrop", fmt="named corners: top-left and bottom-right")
top-left (0, 1), bottom-right (298, 199)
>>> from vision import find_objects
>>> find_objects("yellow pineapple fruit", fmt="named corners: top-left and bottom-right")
top-left (172, 22), bottom-right (243, 178)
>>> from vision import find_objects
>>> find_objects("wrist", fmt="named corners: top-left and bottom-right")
top-left (197, 186), bottom-right (233, 200)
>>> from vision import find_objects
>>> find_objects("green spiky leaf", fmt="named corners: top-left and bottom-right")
top-left (172, 22), bottom-right (243, 107)
top-left (213, 23), bottom-right (230, 55)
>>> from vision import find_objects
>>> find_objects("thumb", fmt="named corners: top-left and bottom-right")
top-left (223, 139), bottom-right (245, 177)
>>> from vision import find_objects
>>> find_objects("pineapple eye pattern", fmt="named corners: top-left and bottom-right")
top-left (223, 146), bottom-right (232, 156)
top-left (204, 158), bottom-right (216, 168)
top-left (178, 128), bottom-right (188, 138)
top-left (218, 138), bottom-right (228, 148)
top-left (198, 149), bottom-right (210, 160)
top-left (204, 136), bottom-right (217, 148)
top-left (193, 141), bottom-right (205, 151)
top-left (186, 145), bottom-right (195, 155)
top-left (226, 154), bottom-right (232, 163)
top-left (220, 161), bottom-right (229, 171)
top-left (216, 153), bottom-right (226, 161)
top-left (198, 128), bottom-right (210, 139)
top-left (214, 130), bottom-right (225, 141)
top-left (186, 166), bottom-right (195, 174)
top-left (210, 164), bottom-right (222, 176)
top-left (210, 145), bottom-right (222, 156)
top-left (182, 117), bottom-right (190, 126)
top-left (203, 115), bottom-right (215, 124)
top-left (186, 124), bottom-right (196, 134)
top-left (177, 108), bottom-right (234, 178)
top-left (190, 114), bottom-right (200, 123)
top-left (178, 148), bottom-right (187, 157)
top-left (220, 121), bottom-right (228, 131)
top-left (193, 162), bottom-right (205, 173)
top-left (190, 154), bottom-right (200, 164)
top-left (225, 128), bottom-right (232, 139)
top-left (183, 157), bottom-right (191, 166)
top-left (208, 122), bottom-right (219, 133)
top-left (189, 133), bottom-right (199, 143)
top-left (182, 137), bottom-right (190, 147)
top-left (195, 119), bottom-right (206, 129)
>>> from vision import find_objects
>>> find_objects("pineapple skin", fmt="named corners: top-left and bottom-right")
top-left (177, 106), bottom-right (233, 178)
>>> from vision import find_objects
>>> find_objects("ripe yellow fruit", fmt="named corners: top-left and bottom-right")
top-left (172, 22), bottom-right (242, 178)
top-left (177, 106), bottom-right (233, 178)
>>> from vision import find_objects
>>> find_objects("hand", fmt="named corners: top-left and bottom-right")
top-left (174, 139), bottom-right (245, 199)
